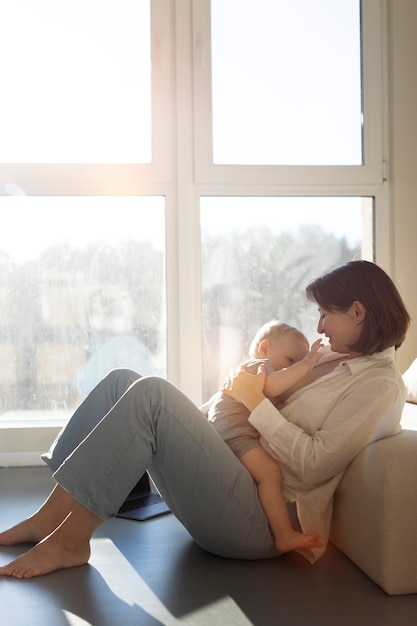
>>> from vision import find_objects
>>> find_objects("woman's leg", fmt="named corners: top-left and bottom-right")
top-left (0, 484), bottom-right (77, 546)
top-left (0, 370), bottom-right (146, 577)
top-left (50, 375), bottom-right (278, 559)
top-left (0, 502), bottom-right (102, 579)
top-left (0, 369), bottom-right (141, 547)
top-left (1, 375), bottom-right (278, 579)
top-left (42, 368), bottom-right (143, 472)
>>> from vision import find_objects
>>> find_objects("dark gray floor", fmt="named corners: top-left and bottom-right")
top-left (1, 467), bottom-right (417, 626)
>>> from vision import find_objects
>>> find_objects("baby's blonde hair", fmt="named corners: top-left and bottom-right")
top-left (249, 320), bottom-right (308, 359)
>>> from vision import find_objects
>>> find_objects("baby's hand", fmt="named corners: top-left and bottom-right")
top-left (303, 339), bottom-right (324, 369)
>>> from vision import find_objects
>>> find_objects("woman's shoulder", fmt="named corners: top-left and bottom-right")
top-left (349, 346), bottom-right (399, 378)
top-left (349, 347), bottom-right (406, 402)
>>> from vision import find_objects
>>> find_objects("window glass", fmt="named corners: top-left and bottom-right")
top-left (0, 0), bottom-right (151, 163)
top-left (211, 0), bottom-right (362, 165)
top-left (0, 197), bottom-right (166, 418)
top-left (200, 196), bottom-right (372, 400)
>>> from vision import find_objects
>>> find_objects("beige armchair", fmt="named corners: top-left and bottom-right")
top-left (331, 402), bottom-right (417, 595)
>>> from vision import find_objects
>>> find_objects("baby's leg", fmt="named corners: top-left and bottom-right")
top-left (239, 447), bottom-right (322, 553)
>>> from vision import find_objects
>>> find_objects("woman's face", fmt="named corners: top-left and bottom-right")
top-left (317, 304), bottom-right (364, 356)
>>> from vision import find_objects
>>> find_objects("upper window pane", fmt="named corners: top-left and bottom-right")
top-left (0, 0), bottom-right (151, 164)
top-left (211, 0), bottom-right (362, 166)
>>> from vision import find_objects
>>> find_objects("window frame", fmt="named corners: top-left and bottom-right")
top-left (0, 0), bottom-right (173, 191)
top-left (192, 0), bottom-right (384, 185)
top-left (0, 0), bottom-right (390, 464)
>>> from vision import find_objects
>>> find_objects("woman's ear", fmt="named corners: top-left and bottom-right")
top-left (352, 300), bottom-right (366, 324)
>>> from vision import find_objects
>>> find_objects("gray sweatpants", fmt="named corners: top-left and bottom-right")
top-left (42, 369), bottom-right (281, 559)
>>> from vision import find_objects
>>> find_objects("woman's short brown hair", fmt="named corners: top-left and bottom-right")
top-left (306, 260), bottom-right (411, 355)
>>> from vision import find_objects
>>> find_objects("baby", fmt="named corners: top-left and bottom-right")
top-left (205, 320), bottom-right (323, 554)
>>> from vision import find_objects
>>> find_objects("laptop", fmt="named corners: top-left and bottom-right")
top-left (116, 471), bottom-right (171, 521)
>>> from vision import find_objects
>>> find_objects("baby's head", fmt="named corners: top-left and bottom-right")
top-left (249, 320), bottom-right (309, 370)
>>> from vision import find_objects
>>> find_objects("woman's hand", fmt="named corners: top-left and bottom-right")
top-left (222, 363), bottom-right (267, 412)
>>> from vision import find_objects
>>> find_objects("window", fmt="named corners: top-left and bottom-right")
top-left (0, 0), bottom-right (388, 461)
top-left (0, 1), bottom-right (152, 164)
top-left (210, 0), bottom-right (362, 166)
top-left (0, 196), bottom-right (166, 416)
top-left (194, 0), bottom-right (384, 401)
top-left (200, 196), bottom-right (373, 400)
top-left (193, 0), bottom-right (384, 184)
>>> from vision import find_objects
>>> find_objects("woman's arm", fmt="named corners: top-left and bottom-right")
top-left (223, 363), bottom-right (268, 412)
top-left (224, 339), bottom-right (322, 408)
top-left (225, 363), bottom-right (404, 485)
top-left (249, 377), bottom-right (403, 485)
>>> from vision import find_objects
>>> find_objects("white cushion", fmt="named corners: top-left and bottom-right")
top-left (331, 428), bottom-right (417, 595)
top-left (403, 358), bottom-right (417, 403)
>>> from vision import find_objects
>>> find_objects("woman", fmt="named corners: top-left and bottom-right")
top-left (0, 261), bottom-right (410, 579)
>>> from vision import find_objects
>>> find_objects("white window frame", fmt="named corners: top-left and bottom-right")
top-left (0, 0), bottom-right (390, 465)
top-left (0, 0), bottom-right (173, 191)
top-left (192, 0), bottom-right (385, 185)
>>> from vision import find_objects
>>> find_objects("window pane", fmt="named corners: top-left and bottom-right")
top-left (0, 0), bottom-right (151, 163)
top-left (0, 197), bottom-right (166, 418)
top-left (200, 196), bottom-right (372, 400)
top-left (211, 0), bottom-right (362, 165)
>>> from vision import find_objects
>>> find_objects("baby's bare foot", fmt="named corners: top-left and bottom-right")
top-left (275, 530), bottom-right (322, 554)
top-left (0, 533), bottom-right (90, 579)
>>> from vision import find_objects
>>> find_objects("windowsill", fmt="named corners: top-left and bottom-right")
top-left (0, 409), bottom-right (71, 429)
top-left (2, 404), bottom-right (416, 468)
top-left (0, 410), bottom-right (71, 467)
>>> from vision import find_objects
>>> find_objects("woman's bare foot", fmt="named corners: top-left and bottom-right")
top-left (0, 503), bottom-right (103, 579)
top-left (0, 518), bottom-right (50, 546)
top-left (275, 530), bottom-right (323, 554)
top-left (0, 511), bottom-right (72, 547)
top-left (0, 531), bottom-right (90, 579)
top-left (0, 485), bottom-right (77, 546)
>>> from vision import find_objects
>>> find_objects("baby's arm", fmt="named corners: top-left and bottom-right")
top-left (263, 339), bottom-right (323, 398)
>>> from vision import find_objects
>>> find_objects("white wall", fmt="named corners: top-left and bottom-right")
top-left (389, 0), bottom-right (417, 372)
